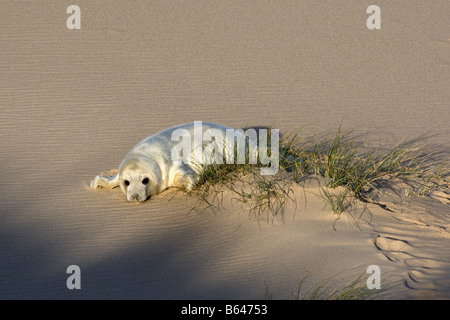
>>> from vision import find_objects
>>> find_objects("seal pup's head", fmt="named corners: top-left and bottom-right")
top-left (118, 156), bottom-right (161, 202)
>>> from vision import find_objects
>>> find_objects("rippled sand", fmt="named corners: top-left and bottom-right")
top-left (1, 1), bottom-right (449, 299)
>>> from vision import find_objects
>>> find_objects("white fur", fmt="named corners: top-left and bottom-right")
top-left (90, 122), bottom-right (236, 202)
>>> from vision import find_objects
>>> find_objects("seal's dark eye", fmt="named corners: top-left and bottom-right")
top-left (124, 180), bottom-right (130, 186)
top-left (142, 178), bottom-right (149, 185)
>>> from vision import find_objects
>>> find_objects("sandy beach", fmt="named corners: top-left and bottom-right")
top-left (1, 1), bottom-right (449, 299)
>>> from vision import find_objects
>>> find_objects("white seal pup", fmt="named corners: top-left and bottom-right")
top-left (90, 122), bottom-right (251, 202)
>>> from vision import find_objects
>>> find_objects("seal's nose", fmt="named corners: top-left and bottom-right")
top-left (131, 193), bottom-right (139, 200)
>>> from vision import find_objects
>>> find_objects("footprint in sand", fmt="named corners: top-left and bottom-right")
top-left (405, 258), bottom-right (442, 269)
top-left (374, 236), bottom-right (450, 298)
top-left (384, 251), bottom-right (414, 262)
top-left (407, 270), bottom-right (440, 291)
top-left (374, 236), bottom-right (412, 253)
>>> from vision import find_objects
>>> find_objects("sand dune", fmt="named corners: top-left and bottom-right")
top-left (0, 1), bottom-right (449, 299)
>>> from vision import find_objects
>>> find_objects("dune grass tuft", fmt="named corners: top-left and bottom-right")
top-left (279, 127), bottom-right (448, 214)
top-left (291, 273), bottom-right (380, 300)
top-left (183, 127), bottom-right (448, 218)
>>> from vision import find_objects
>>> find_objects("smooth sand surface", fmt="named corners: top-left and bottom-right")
top-left (1, 1), bottom-right (449, 299)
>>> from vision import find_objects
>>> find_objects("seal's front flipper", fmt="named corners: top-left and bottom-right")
top-left (90, 172), bottom-right (120, 189)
